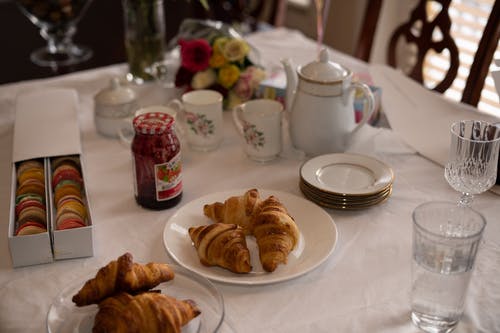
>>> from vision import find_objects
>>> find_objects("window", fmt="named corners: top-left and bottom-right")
top-left (423, 0), bottom-right (499, 116)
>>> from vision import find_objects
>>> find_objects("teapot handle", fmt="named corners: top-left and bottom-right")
top-left (351, 82), bottom-right (375, 133)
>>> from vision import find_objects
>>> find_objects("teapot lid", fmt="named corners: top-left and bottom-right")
top-left (298, 48), bottom-right (350, 83)
top-left (94, 77), bottom-right (137, 106)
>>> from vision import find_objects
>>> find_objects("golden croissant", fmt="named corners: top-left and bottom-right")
top-left (253, 195), bottom-right (300, 272)
top-left (92, 292), bottom-right (201, 333)
top-left (72, 252), bottom-right (175, 306)
top-left (189, 223), bottom-right (252, 273)
top-left (203, 188), bottom-right (261, 235)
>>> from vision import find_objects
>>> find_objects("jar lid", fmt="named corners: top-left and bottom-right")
top-left (94, 77), bottom-right (137, 106)
top-left (133, 112), bottom-right (174, 135)
top-left (298, 48), bottom-right (350, 83)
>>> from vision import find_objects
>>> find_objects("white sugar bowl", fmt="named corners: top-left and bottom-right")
top-left (94, 77), bottom-right (139, 138)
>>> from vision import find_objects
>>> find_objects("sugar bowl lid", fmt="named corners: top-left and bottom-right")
top-left (94, 77), bottom-right (137, 106)
top-left (298, 48), bottom-right (351, 83)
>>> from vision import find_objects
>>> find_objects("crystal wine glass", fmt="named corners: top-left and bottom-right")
top-left (444, 120), bottom-right (500, 207)
top-left (17, 0), bottom-right (93, 67)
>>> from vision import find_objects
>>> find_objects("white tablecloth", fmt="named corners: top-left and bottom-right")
top-left (0, 28), bottom-right (499, 333)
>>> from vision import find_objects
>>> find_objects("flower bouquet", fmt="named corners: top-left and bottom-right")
top-left (174, 36), bottom-right (266, 110)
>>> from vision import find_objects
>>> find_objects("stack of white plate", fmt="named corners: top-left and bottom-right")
top-left (299, 153), bottom-right (394, 210)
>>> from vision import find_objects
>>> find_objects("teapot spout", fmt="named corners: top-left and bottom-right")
top-left (280, 57), bottom-right (297, 112)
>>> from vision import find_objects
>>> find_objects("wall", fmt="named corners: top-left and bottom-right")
top-left (284, 0), bottom-right (369, 56)
top-left (283, 0), bottom-right (416, 64)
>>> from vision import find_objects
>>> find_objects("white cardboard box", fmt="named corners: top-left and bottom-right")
top-left (9, 88), bottom-right (94, 267)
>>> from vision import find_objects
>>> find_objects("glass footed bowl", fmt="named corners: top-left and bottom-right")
top-left (17, 0), bottom-right (93, 67)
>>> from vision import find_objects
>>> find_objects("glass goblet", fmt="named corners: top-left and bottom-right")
top-left (444, 120), bottom-right (500, 207)
top-left (17, 0), bottom-right (93, 68)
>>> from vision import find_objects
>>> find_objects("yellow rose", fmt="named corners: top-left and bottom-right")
top-left (223, 39), bottom-right (250, 62)
top-left (212, 37), bottom-right (229, 53)
top-left (191, 68), bottom-right (217, 89)
top-left (218, 64), bottom-right (240, 89)
top-left (209, 51), bottom-right (227, 68)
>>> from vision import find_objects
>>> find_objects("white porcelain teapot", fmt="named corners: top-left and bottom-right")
top-left (282, 48), bottom-right (375, 156)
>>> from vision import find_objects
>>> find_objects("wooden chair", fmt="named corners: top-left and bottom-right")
top-left (355, 0), bottom-right (500, 107)
top-left (189, 0), bottom-right (287, 33)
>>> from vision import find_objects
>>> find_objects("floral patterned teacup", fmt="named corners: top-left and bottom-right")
top-left (169, 89), bottom-right (223, 152)
top-left (233, 99), bottom-right (283, 162)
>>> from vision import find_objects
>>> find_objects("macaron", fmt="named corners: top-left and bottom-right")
top-left (15, 221), bottom-right (47, 236)
top-left (16, 160), bottom-right (44, 179)
top-left (51, 156), bottom-right (81, 171)
top-left (53, 180), bottom-right (82, 204)
top-left (52, 165), bottom-right (83, 188)
top-left (56, 198), bottom-right (87, 220)
top-left (15, 197), bottom-right (45, 217)
top-left (18, 167), bottom-right (45, 184)
top-left (57, 218), bottom-right (86, 230)
top-left (15, 193), bottom-right (44, 205)
top-left (17, 206), bottom-right (47, 225)
top-left (16, 179), bottom-right (45, 197)
top-left (56, 194), bottom-right (85, 208)
top-left (55, 210), bottom-right (83, 225)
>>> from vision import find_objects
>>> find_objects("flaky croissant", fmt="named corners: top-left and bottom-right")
top-left (253, 196), bottom-right (299, 272)
top-left (72, 252), bottom-right (175, 306)
top-left (203, 188), bottom-right (261, 235)
top-left (92, 292), bottom-right (201, 333)
top-left (189, 223), bottom-right (252, 273)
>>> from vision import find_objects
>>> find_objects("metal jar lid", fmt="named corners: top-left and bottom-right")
top-left (133, 112), bottom-right (174, 135)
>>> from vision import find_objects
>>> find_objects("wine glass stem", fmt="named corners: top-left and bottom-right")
top-left (458, 192), bottom-right (474, 207)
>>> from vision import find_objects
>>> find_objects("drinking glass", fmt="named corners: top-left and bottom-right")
top-left (444, 120), bottom-right (500, 207)
top-left (411, 201), bottom-right (486, 333)
top-left (17, 0), bottom-right (93, 67)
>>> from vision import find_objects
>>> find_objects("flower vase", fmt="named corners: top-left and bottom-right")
top-left (122, 0), bottom-right (166, 84)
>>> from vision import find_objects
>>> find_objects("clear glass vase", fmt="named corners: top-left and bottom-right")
top-left (122, 0), bottom-right (166, 84)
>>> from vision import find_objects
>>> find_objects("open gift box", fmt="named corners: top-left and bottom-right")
top-left (8, 89), bottom-right (94, 267)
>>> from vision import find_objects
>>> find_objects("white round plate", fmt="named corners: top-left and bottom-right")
top-left (46, 264), bottom-right (224, 333)
top-left (163, 189), bottom-right (338, 285)
top-left (300, 153), bottom-right (394, 196)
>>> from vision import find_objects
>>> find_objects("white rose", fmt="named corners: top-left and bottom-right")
top-left (191, 68), bottom-right (217, 89)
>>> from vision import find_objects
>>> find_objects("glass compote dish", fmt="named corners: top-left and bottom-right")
top-left (444, 120), bottom-right (500, 207)
top-left (17, 0), bottom-right (93, 67)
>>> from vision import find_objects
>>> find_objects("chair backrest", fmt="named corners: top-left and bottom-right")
top-left (355, 0), bottom-right (500, 107)
top-left (190, 0), bottom-right (287, 33)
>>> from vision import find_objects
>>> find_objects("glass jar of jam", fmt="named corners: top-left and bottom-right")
top-left (131, 112), bottom-right (182, 209)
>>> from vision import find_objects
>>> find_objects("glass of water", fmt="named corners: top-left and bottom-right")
top-left (411, 201), bottom-right (486, 333)
top-left (444, 120), bottom-right (500, 207)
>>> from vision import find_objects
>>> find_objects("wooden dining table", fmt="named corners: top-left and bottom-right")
top-left (0, 26), bottom-right (499, 333)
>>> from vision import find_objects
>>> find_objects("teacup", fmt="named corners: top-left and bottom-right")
top-left (233, 99), bottom-right (283, 162)
top-left (169, 90), bottom-right (223, 152)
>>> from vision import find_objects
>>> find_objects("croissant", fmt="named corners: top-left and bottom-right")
top-left (72, 252), bottom-right (175, 306)
top-left (203, 188), bottom-right (261, 235)
top-left (189, 223), bottom-right (252, 273)
top-left (92, 292), bottom-right (201, 333)
top-left (252, 196), bottom-right (300, 272)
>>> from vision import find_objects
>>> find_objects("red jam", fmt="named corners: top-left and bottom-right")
top-left (131, 112), bottom-right (182, 209)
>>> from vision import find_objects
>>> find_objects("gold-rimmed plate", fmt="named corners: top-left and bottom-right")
top-left (300, 177), bottom-right (392, 202)
top-left (300, 181), bottom-right (392, 210)
top-left (300, 153), bottom-right (394, 196)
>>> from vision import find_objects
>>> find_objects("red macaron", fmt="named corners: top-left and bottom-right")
top-left (15, 221), bottom-right (47, 236)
